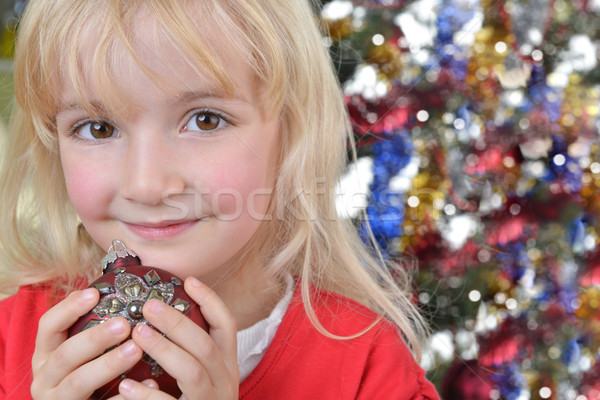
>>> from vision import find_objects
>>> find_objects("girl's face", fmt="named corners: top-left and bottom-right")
top-left (55, 12), bottom-right (280, 285)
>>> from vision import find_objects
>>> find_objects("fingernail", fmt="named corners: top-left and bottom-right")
top-left (108, 319), bottom-right (126, 335)
top-left (188, 277), bottom-right (201, 287)
top-left (120, 379), bottom-right (133, 392)
top-left (147, 299), bottom-right (164, 314)
top-left (121, 341), bottom-right (137, 357)
top-left (80, 288), bottom-right (97, 301)
top-left (137, 324), bottom-right (153, 338)
top-left (142, 379), bottom-right (158, 389)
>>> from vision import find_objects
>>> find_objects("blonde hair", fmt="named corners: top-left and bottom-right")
top-left (0, 0), bottom-right (428, 358)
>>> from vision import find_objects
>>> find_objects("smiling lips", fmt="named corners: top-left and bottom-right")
top-left (124, 220), bottom-right (200, 240)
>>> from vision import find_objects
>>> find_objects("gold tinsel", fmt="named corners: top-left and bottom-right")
top-left (367, 42), bottom-right (403, 81)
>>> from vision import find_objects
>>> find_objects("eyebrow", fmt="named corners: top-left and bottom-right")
top-left (57, 89), bottom-right (250, 115)
top-left (56, 100), bottom-right (110, 115)
top-left (171, 89), bottom-right (249, 106)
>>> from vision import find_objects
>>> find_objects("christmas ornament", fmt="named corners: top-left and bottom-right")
top-left (68, 240), bottom-right (208, 399)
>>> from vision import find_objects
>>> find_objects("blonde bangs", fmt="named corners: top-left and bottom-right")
top-left (14, 0), bottom-right (293, 146)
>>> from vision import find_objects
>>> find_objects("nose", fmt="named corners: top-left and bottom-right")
top-left (120, 134), bottom-right (185, 206)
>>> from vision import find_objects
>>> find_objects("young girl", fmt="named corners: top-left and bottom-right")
top-left (0, 0), bottom-right (440, 399)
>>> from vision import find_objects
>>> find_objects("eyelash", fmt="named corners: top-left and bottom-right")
top-left (69, 118), bottom-right (118, 143)
top-left (67, 109), bottom-right (231, 142)
top-left (181, 108), bottom-right (231, 135)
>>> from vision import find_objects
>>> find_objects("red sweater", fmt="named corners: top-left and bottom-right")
top-left (0, 283), bottom-right (439, 399)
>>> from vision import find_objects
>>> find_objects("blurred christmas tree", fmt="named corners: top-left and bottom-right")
top-left (321, 0), bottom-right (600, 399)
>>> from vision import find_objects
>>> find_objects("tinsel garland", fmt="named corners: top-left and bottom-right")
top-left (324, 0), bottom-right (600, 397)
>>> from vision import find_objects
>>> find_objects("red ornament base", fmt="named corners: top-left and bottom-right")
top-left (68, 241), bottom-right (208, 399)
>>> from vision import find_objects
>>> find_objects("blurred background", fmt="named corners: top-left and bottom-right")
top-left (0, 0), bottom-right (21, 124)
top-left (1, 0), bottom-right (599, 398)
top-left (321, 0), bottom-right (600, 399)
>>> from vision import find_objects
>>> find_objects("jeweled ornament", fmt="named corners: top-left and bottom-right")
top-left (68, 240), bottom-right (208, 399)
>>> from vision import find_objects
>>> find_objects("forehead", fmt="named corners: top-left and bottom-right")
top-left (60, 2), bottom-right (251, 113)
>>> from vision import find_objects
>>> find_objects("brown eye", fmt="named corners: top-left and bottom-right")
top-left (76, 120), bottom-right (117, 140)
top-left (184, 110), bottom-right (227, 133)
top-left (89, 122), bottom-right (115, 139)
top-left (195, 113), bottom-right (220, 131)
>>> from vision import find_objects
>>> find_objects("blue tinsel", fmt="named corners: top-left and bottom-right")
top-left (525, 64), bottom-right (563, 124)
top-left (434, 0), bottom-right (475, 84)
top-left (491, 363), bottom-right (525, 400)
top-left (360, 129), bottom-right (413, 256)
top-left (496, 242), bottom-right (530, 282)
top-left (544, 134), bottom-right (582, 193)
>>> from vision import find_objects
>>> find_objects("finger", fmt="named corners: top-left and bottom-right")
top-left (141, 379), bottom-right (159, 389)
top-left (55, 339), bottom-right (143, 398)
top-left (34, 288), bottom-right (99, 362)
top-left (43, 317), bottom-right (132, 387)
top-left (107, 379), bottom-right (159, 400)
top-left (119, 378), bottom-right (175, 400)
top-left (131, 323), bottom-right (214, 396)
top-left (142, 299), bottom-right (228, 381)
top-left (105, 379), bottom-right (157, 400)
top-left (184, 277), bottom-right (238, 371)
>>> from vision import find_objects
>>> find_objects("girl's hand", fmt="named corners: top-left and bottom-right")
top-left (30, 288), bottom-right (144, 400)
top-left (116, 277), bottom-right (239, 400)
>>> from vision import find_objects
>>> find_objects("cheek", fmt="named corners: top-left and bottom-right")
top-left (61, 156), bottom-right (112, 220)
top-left (200, 145), bottom-right (277, 220)
top-left (204, 164), bottom-right (271, 219)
